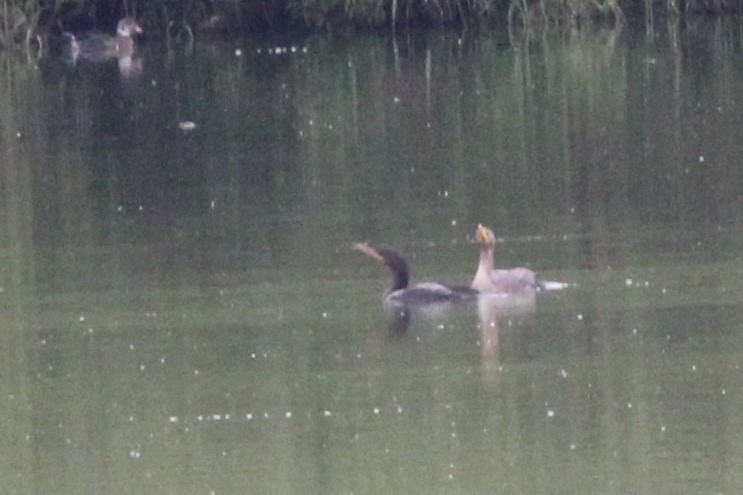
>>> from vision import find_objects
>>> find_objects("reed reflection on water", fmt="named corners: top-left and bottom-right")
top-left (0, 18), bottom-right (742, 495)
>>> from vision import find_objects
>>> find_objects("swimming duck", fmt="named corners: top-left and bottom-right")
top-left (63, 17), bottom-right (142, 62)
top-left (472, 224), bottom-right (567, 293)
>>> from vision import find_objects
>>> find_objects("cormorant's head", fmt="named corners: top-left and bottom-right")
top-left (354, 243), bottom-right (410, 291)
top-left (475, 224), bottom-right (496, 248)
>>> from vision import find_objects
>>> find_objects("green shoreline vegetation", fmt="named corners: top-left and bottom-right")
top-left (0, 0), bottom-right (741, 50)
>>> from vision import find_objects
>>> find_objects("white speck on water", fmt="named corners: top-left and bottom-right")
top-left (235, 48), bottom-right (242, 56)
top-left (393, 96), bottom-right (401, 103)
top-left (321, 311), bottom-right (329, 318)
top-left (691, 364), bottom-right (697, 371)
top-left (160, 357), bottom-right (165, 364)
top-left (356, 353), bottom-right (362, 359)
top-left (129, 450), bottom-right (141, 459)
top-left (285, 411), bottom-right (292, 419)
top-left (451, 219), bottom-right (457, 226)
top-left (263, 412), bottom-right (270, 419)
top-left (443, 190), bottom-right (449, 198)
top-left (128, 415), bottom-right (135, 422)
top-left (699, 155), bottom-right (704, 162)
top-left (138, 205), bottom-right (143, 211)
top-left (210, 200), bottom-right (215, 209)
top-left (129, 344), bottom-right (134, 350)
top-left (570, 443), bottom-right (576, 450)
top-left (246, 413), bottom-right (253, 420)
top-left (627, 402), bottom-right (632, 409)
top-left (169, 416), bottom-right (178, 423)
top-left (79, 315), bottom-right (85, 322)
top-left (323, 410), bottom-right (332, 417)
top-left (560, 369), bottom-right (568, 378)
top-left (632, 328), bottom-right (638, 334)
top-left (397, 406), bottom-right (403, 414)
top-left (661, 425), bottom-right (666, 432)
top-left (197, 415), bottom-right (203, 421)
top-left (139, 364), bottom-right (145, 371)
top-left (577, 314), bottom-right (583, 320)
top-left (448, 473), bottom-right (454, 480)
top-left (547, 410), bottom-right (555, 417)
top-left (250, 353), bottom-right (256, 359)
top-left (193, 369), bottom-right (200, 375)
top-left (722, 388), bottom-right (726, 395)
top-left (625, 278), bottom-right (633, 286)
top-left (373, 407), bottom-right (380, 415)
top-left (661, 288), bottom-right (667, 294)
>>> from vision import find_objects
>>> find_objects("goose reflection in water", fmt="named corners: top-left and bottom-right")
top-left (476, 290), bottom-right (537, 385)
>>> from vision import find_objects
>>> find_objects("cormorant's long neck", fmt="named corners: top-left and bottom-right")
top-left (379, 249), bottom-right (409, 292)
top-left (389, 262), bottom-right (409, 292)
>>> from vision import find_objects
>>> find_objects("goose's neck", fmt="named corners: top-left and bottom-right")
top-left (472, 245), bottom-right (494, 288)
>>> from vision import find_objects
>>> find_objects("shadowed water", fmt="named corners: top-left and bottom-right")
top-left (1, 18), bottom-right (742, 494)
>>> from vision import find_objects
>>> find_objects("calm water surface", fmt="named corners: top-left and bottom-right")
top-left (1, 19), bottom-right (742, 494)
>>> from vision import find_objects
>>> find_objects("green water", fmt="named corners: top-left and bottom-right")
top-left (1, 20), bottom-right (742, 494)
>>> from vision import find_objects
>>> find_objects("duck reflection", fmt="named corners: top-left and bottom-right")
top-left (476, 290), bottom-right (537, 384)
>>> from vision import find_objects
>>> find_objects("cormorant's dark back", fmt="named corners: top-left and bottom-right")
top-left (354, 243), bottom-right (477, 305)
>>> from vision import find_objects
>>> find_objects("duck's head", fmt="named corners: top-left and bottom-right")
top-left (475, 224), bottom-right (496, 248)
top-left (117, 17), bottom-right (143, 37)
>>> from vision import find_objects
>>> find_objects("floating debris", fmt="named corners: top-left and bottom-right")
top-left (178, 121), bottom-right (197, 131)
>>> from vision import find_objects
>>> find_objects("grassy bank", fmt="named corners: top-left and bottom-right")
top-left (0, 0), bottom-right (741, 48)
